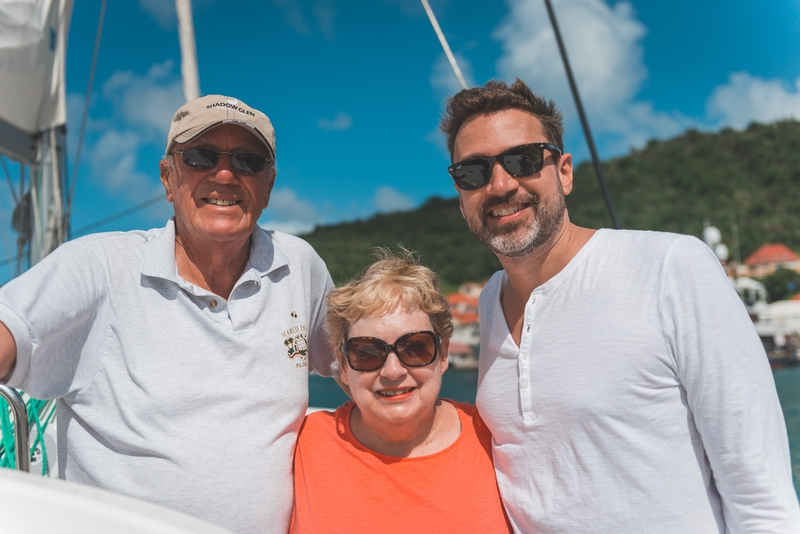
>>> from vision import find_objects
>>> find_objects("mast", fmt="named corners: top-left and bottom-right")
top-left (176, 0), bottom-right (201, 102)
top-left (543, 0), bottom-right (620, 229)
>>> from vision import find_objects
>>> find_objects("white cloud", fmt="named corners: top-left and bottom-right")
top-left (318, 112), bottom-right (353, 131)
top-left (260, 187), bottom-right (322, 235)
top-left (102, 61), bottom-right (185, 142)
top-left (313, 0), bottom-right (337, 40)
top-left (373, 186), bottom-right (414, 213)
top-left (69, 61), bottom-right (183, 201)
top-left (88, 129), bottom-right (153, 194)
top-left (139, 0), bottom-right (176, 29)
top-left (494, 0), bottom-right (689, 154)
top-left (430, 52), bottom-right (474, 101)
top-left (268, 0), bottom-right (341, 38)
top-left (707, 72), bottom-right (800, 130)
top-left (270, 0), bottom-right (312, 35)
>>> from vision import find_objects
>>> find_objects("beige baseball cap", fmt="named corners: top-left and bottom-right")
top-left (165, 95), bottom-right (276, 158)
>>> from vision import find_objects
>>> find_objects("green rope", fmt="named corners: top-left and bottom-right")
top-left (0, 392), bottom-right (54, 474)
top-left (0, 401), bottom-right (15, 469)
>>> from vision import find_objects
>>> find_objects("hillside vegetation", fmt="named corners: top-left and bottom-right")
top-left (302, 120), bottom-right (800, 288)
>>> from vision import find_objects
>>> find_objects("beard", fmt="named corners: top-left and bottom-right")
top-left (464, 183), bottom-right (567, 258)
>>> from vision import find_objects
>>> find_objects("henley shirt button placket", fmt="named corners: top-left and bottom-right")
top-left (518, 295), bottom-right (536, 420)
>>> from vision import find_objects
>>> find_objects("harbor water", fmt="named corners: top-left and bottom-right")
top-left (311, 366), bottom-right (800, 495)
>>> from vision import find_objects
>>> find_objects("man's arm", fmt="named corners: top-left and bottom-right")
top-left (664, 236), bottom-right (800, 531)
top-left (0, 321), bottom-right (17, 382)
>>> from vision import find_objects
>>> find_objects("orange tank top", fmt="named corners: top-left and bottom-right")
top-left (291, 400), bottom-right (512, 533)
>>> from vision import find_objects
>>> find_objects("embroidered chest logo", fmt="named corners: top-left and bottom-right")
top-left (282, 324), bottom-right (309, 368)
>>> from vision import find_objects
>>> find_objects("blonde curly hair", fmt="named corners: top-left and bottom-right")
top-left (326, 248), bottom-right (453, 369)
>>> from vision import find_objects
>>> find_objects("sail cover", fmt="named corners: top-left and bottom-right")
top-left (0, 0), bottom-right (73, 138)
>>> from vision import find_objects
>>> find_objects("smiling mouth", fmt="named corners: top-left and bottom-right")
top-left (377, 387), bottom-right (414, 397)
top-left (488, 203), bottom-right (527, 217)
top-left (205, 198), bottom-right (240, 206)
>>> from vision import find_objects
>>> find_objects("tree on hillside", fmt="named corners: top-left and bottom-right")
top-left (303, 120), bottom-right (800, 289)
top-left (761, 268), bottom-right (800, 302)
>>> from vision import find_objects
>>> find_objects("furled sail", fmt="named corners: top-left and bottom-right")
top-left (0, 0), bottom-right (72, 138)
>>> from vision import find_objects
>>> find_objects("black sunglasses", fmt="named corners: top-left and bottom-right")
top-left (169, 147), bottom-right (270, 174)
top-left (448, 142), bottom-right (562, 190)
top-left (344, 330), bottom-right (441, 372)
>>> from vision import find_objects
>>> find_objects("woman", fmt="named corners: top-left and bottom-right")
top-left (291, 251), bottom-right (510, 533)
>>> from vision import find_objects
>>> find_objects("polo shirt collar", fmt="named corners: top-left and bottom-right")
top-left (141, 218), bottom-right (290, 284)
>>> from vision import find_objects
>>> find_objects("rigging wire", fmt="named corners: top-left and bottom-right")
top-left (0, 156), bottom-right (19, 206)
top-left (420, 0), bottom-right (468, 91)
top-left (70, 194), bottom-right (165, 238)
top-left (65, 0), bottom-right (108, 239)
top-left (543, 0), bottom-right (620, 229)
top-left (0, 193), bottom-right (167, 269)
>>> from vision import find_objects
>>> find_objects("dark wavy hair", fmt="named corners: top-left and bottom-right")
top-left (440, 78), bottom-right (564, 159)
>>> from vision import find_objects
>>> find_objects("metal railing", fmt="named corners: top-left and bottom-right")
top-left (0, 385), bottom-right (30, 472)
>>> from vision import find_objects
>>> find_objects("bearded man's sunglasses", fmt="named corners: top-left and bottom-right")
top-left (343, 330), bottom-right (442, 372)
top-left (169, 147), bottom-right (270, 174)
top-left (448, 142), bottom-right (562, 190)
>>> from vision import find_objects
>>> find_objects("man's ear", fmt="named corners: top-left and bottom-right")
top-left (558, 152), bottom-right (574, 195)
top-left (262, 168), bottom-right (277, 209)
top-left (159, 159), bottom-right (174, 203)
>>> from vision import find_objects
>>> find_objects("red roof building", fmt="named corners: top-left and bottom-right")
top-left (744, 243), bottom-right (800, 278)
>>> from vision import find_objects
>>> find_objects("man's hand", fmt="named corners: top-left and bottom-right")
top-left (0, 322), bottom-right (17, 382)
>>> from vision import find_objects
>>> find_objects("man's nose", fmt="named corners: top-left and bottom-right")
top-left (210, 154), bottom-right (237, 182)
top-left (485, 160), bottom-right (521, 194)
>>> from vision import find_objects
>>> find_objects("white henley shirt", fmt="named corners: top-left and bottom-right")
top-left (477, 229), bottom-right (800, 533)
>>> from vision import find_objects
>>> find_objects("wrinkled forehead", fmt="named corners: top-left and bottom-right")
top-left (180, 123), bottom-right (271, 155)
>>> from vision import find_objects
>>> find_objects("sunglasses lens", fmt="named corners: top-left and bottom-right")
top-left (346, 338), bottom-right (387, 371)
top-left (231, 153), bottom-right (267, 174)
top-left (395, 332), bottom-right (438, 367)
top-left (182, 147), bottom-right (217, 169)
top-left (502, 148), bottom-right (542, 177)
top-left (452, 161), bottom-right (490, 190)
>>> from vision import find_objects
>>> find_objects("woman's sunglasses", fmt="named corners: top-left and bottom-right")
top-left (448, 142), bottom-right (562, 190)
top-left (343, 330), bottom-right (441, 372)
top-left (169, 147), bottom-right (269, 174)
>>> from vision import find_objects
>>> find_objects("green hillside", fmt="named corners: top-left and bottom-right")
top-left (302, 196), bottom-right (501, 290)
top-left (302, 120), bottom-right (800, 288)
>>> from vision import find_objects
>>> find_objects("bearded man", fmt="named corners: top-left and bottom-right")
top-left (441, 78), bottom-right (800, 533)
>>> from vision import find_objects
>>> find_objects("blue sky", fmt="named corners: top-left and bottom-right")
top-left (2, 0), bottom-right (800, 281)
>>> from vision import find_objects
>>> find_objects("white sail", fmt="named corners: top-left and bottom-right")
top-left (0, 0), bottom-right (73, 266)
top-left (0, 0), bottom-right (72, 136)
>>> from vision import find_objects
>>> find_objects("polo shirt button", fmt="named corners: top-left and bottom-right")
top-left (520, 353), bottom-right (528, 361)
top-left (209, 299), bottom-right (218, 308)
top-left (520, 379), bottom-right (529, 389)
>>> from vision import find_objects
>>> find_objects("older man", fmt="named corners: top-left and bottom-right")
top-left (440, 79), bottom-right (800, 533)
top-left (0, 95), bottom-right (336, 533)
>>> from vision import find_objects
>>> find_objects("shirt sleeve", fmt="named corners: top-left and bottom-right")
top-left (0, 240), bottom-right (108, 399)
top-left (661, 235), bottom-right (800, 532)
top-left (304, 249), bottom-right (338, 378)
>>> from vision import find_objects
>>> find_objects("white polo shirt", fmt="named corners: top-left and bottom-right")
top-left (477, 229), bottom-right (800, 533)
top-left (0, 219), bottom-right (336, 533)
